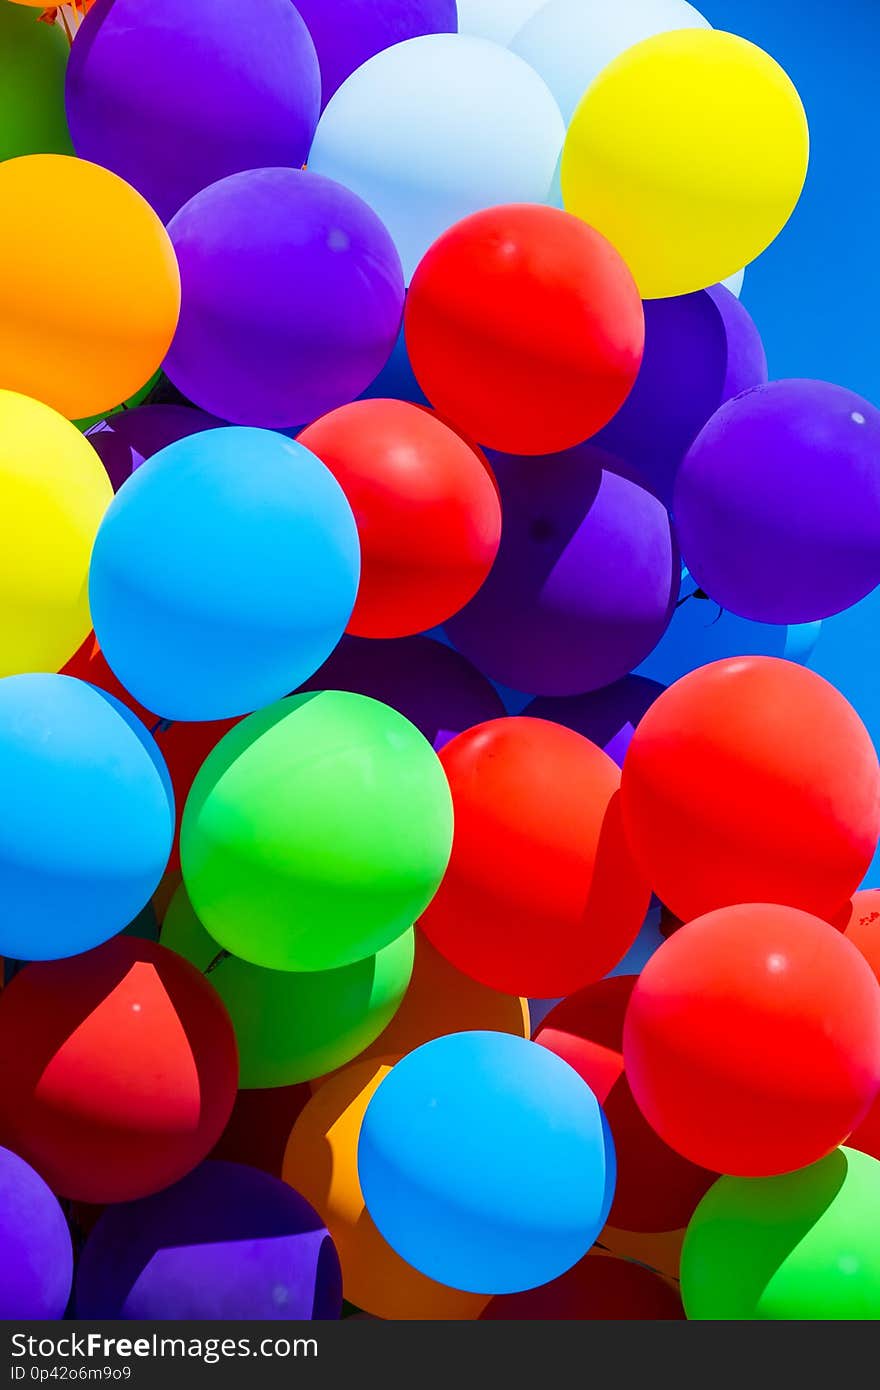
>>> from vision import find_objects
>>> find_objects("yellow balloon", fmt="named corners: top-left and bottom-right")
top-left (561, 29), bottom-right (809, 299)
top-left (0, 389), bottom-right (112, 675)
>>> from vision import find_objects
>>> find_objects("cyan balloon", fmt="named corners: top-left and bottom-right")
top-left (309, 34), bottom-right (564, 280)
top-left (0, 675), bottom-right (173, 962)
top-left (89, 428), bottom-right (360, 721)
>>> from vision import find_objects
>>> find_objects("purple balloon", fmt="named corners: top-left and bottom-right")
top-left (164, 168), bottom-right (405, 429)
top-left (75, 1161), bottom-right (342, 1320)
top-left (66, 0), bottom-right (321, 222)
top-left (445, 447), bottom-right (679, 697)
top-left (86, 405), bottom-right (226, 491)
top-left (302, 634), bottom-right (505, 751)
top-left (594, 285), bottom-right (767, 507)
top-left (0, 1145), bottom-right (72, 1319)
top-left (296, 0), bottom-right (458, 107)
top-left (674, 379), bottom-right (880, 624)
top-left (525, 676), bottom-right (666, 768)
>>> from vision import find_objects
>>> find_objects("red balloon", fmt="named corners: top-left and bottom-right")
top-left (210, 1084), bottom-right (311, 1179)
top-left (405, 204), bottom-right (644, 456)
top-left (481, 1249), bottom-right (683, 1320)
top-left (154, 716), bottom-right (241, 871)
top-left (0, 938), bottom-right (238, 1202)
top-left (419, 718), bottom-right (650, 998)
top-left (841, 890), bottom-right (880, 1162)
top-left (536, 977), bottom-right (713, 1231)
top-left (623, 904), bottom-right (880, 1177)
top-left (620, 657), bottom-right (880, 924)
top-left (62, 631), bottom-right (156, 728)
top-left (299, 400), bottom-right (502, 637)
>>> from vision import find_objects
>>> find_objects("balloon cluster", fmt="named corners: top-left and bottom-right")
top-left (1, 0), bottom-right (879, 1324)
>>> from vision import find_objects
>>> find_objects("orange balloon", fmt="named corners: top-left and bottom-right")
top-left (0, 155), bottom-right (180, 420)
top-left (314, 931), bottom-right (528, 1088)
top-left (283, 1057), bottom-right (488, 1320)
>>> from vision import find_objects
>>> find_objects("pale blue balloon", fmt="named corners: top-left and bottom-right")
top-left (358, 1031), bottom-right (614, 1294)
top-left (636, 569), bottom-right (821, 687)
top-left (511, 0), bottom-right (711, 123)
top-left (309, 33), bottom-right (565, 280)
top-left (456, 0), bottom-right (549, 45)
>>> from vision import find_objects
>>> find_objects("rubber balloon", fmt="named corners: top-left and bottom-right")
top-left (182, 692), bottom-right (453, 973)
top-left (0, 1146), bottom-right (73, 1320)
top-left (299, 401), bottom-right (501, 637)
top-left (162, 886), bottom-right (414, 1088)
top-left (482, 1250), bottom-right (683, 1320)
top-left (445, 447), bottom-right (678, 695)
top-left (211, 1085), bottom-right (311, 1179)
top-left (295, 0), bottom-right (456, 105)
top-left (301, 634), bottom-right (505, 753)
top-left (620, 656), bottom-right (880, 923)
top-left (525, 678), bottom-right (665, 769)
top-left (624, 905), bottom-right (880, 1176)
top-left (65, 0), bottom-right (320, 222)
top-left (537, 978), bottom-right (714, 1231)
top-left (0, 155), bottom-right (180, 421)
top-left (0, 675), bottom-right (173, 961)
top-left (284, 1058), bottom-right (488, 1319)
top-left (89, 427), bottom-right (360, 721)
top-left (682, 1148), bottom-right (880, 1319)
top-left (421, 718), bottom-right (650, 997)
top-left (358, 1032), bottom-right (615, 1294)
top-left (0, 1), bottom-right (72, 161)
top-left (76, 1161), bottom-right (342, 1320)
top-left (561, 29), bottom-right (809, 298)
top-left (511, 0), bottom-right (711, 123)
top-left (86, 404), bottom-right (226, 492)
top-left (0, 390), bottom-right (112, 675)
top-left (0, 937), bottom-right (238, 1202)
top-left (457, 0), bottom-right (548, 44)
top-left (164, 168), bottom-right (404, 429)
top-left (406, 204), bottom-right (644, 454)
top-left (309, 35), bottom-right (564, 281)
top-left (842, 890), bottom-right (880, 980)
top-left (674, 379), bottom-right (880, 624)
top-left (593, 285), bottom-right (767, 506)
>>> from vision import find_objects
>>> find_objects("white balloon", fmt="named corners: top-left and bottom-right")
top-left (511, 0), bottom-right (711, 122)
top-left (456, 0), bottom-right (551, 47)
top-left (722, 266), bottom-right (746, 298)
top-left (309, 34), bottom-right (564, 282)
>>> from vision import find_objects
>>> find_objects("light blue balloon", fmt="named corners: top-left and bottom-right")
top-left (89, 427), bottom-right (360, 721)
top-left (636, 569), bottom-right (821, 687)
top-left (0, 675), bottom-right (174, 962)
top-left (806, 583), bottom-right (880, 887)
top-left (309, 33), bottom-right (564, 280)
top-left (358, 1030), bottom-right (615, 1294)
top-left (456, 0), bottom-right (549, 45)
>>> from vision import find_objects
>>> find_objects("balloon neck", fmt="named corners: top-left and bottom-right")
top-left (204, 949), bottom-right (231, 977)
top-left (39, 4), bottom-right (89, 45)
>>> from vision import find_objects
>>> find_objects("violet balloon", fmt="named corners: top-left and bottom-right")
top-left (301, 634), bottom-right (505, 752)
top-left (65, 0), bottom-right (321, 223)
top-left (525, 676), bottom-right (666, 768)
top-left (164, 168), bottom-right (405, 429)
top-left (87, 405), bottom-right (226, 492)
top-left (674, 379), bottom-right (880, 624)
top-left (295, 0), bottom-right (457, 107)
top-left (75, 1161), bottom-right (342, 1320)
top-left (595, 285), bottom-right (767, 507)
top-left (445, 447), bottom-right (679, 697)
top-left (0, 1145), bottom-right (73, 1319)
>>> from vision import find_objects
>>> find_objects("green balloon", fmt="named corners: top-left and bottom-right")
top-left (682, 1148), bottom-right (880, 1320)
top-left (0, 5), bottom-right (73, 161)
top-left (181, 692), bottom-right (453, 972)
top-left (162, 885), bottom-right (414, 1088)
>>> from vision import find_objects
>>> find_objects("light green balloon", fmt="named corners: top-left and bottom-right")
top-left (181, 691), bottom-right (453, 973)
top-left (682, 1148), bottom-right (880, 1320)
top-left (0, 5), bottom-right (73, 161)
top-left (161, 885), bottom-right (414, 1088)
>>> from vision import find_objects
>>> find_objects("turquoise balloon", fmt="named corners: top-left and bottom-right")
top-left (309, 33), bottom-right (564, 280)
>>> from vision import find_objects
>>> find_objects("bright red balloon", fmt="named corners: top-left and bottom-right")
top-left (405, 204), bottom-right (644, 456)
top-left (419, 718), bottom-right (650, 998)
top-left (623, 904), bottom-right (880, 1177)
top-left (537, 977), bottom-right (713, 1232)
top-left (481, 1249), bottom-right (683, 1320)
top-left (299, 400), bottom-right (501, 637)
top-left (0, 938), bottom-right (238, 1202)
top-left (841, 890), bottom-right (880, 1162)
top-left (620, 657), bottom-right (880, 924)
top-left (154, 716), bottom-right (241, 871)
